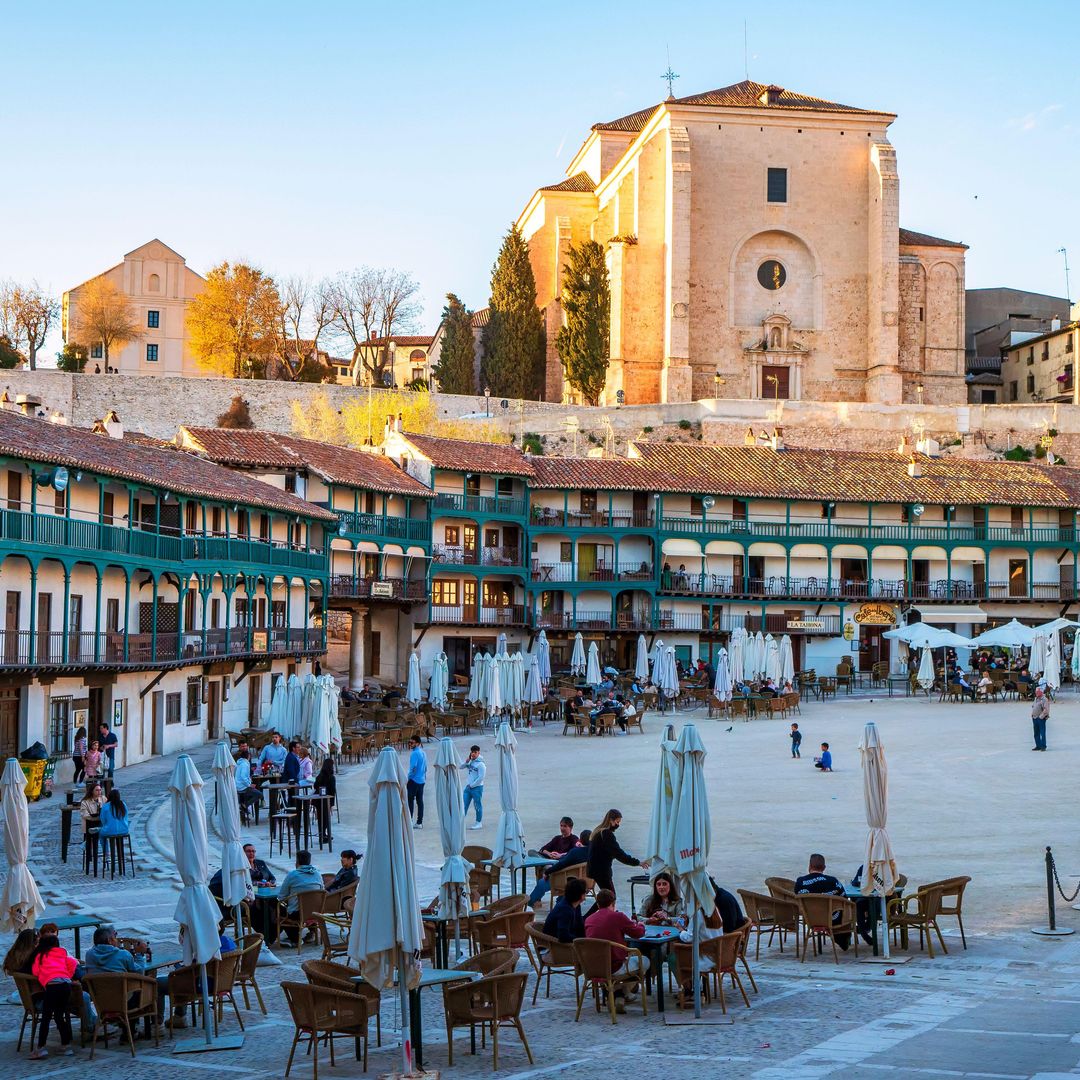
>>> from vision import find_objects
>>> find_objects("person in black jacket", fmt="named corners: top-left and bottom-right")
top-left (314, 757), bottom-right (337, 842)
top-left (542, 877), bottom-right (588, 942)
top-left (586, 809), bottom-right (648, 914)
top-left (282, 742), bottom-right (301, 784)
top-left (243, 843), bottom-right (275, 885)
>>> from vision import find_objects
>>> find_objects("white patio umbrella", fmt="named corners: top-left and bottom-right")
top-left (282, 673), bottom-right (303, 739)
top-left (433, 738), bottom-right (472, 959)
top-left (169, 754), bottom-right (227, 1049)
top-left (665, 724), bottom-right (715, 1018)
top-left (728, 627), bottom-right (746, 683)
top-left (325, 677), bottom-right (342, 753)
top-left (764, 634), bottom-right (781, 683)
top-left (779, 635), bottom-right (795, 685)
top-left (486, 657), bottom-right (504, 717)
top-left (0, 758), bottom-right (44, 932)
top-left (713, 647), bottom-right (732, 703)
top-left (967, 619), bottom-right (1034, 650)
top-left (1030, 632), bottom-right (1047, 678)
top-left (347, 746), bottom-right (424, 1075)
top-left (524, 654), bottom-right (545, 723)
top-left (659, 646), bottom-right (680, 711)
top-left (634, 634), bottom-right (650, 681)
top-left (536, 631), bottom-right (552, 684)
top-left (468, 652), bottom-right (482, 704)
top-left (649, 637), bottom-right (665, 673)
top-left (491, 722), bottom-right (526, 876)
top-left (586, 641), bottom-right (602, 687)
top-left (917, 646), bottom-right (935, 690)
top-left (300, 673), bottom-right (318, 741)
top-left (1044, 632), bottom-right (1062, 691)
top-left (405, 652), bottom-right (422, 706)
top-left (510, 652), bottom-right (526, 716)
top-left (570, 633), bottom-right (586, 676)
top-left (309, 677), bottom-right (334, 756)
top-left (496, 632), bottom-right (508, 657)
top-left (644, 724), bottom-right (678, 873)
top-left (211, 741), bottom-right (251, 939)
top-left (1072, 637), bottom-right (1080, 681)
top-left (752, 631), bottom-right (767, 678)
top-left (265, 674), bottom-right (287, 731)
top-left (429, 652), bottom-right (449, 710)
top-left (859, 722), bottom-right (898, 960)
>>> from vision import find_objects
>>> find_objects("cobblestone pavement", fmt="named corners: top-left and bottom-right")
top-left (6, 699), bottom-right (1080, 1078)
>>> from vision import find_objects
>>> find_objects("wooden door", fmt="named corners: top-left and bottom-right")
top-left (633, 491), bottom-right (649, 527)
top-left (151, 691), bottom-right (164, 756)
top-left (761, 365), bottom-right (791, 399)
top-left (1009, 559), bottom-right (1028, 597)
top-left (37, 592), bottom-right (53, 663)
top-left (4, 591), bottom-right (19, 664)
top-left (0, 689), bottom-right (19, 758)
top-left (368, 631), bottom-right (381, 678)
top-left (207, 680), bottom-right (221, 740)
top-left (69, 594), bottom-right (83, 661)
top-left (6, 471), bottom-right (21, 511)
top-left (463, 524), bottom-right (478, 564)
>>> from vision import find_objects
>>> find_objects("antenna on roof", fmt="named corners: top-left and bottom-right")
top-left (744, 20), bottom-right (749, 80)
top-left (661, 47), bottom-right (679, 100)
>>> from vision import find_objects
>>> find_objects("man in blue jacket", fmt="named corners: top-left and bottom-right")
top-left (407, 734), bottom-right (427, 830)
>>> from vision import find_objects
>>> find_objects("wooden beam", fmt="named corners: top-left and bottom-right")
top-left (139, 669), bottom-right (169, 700)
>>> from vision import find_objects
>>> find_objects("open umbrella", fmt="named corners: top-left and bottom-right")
top-left (665, 724), bottom-right (715, 1018)
top-left (779, 635), bottom-right (795, 685)
top-left (764, 634), bottom-right (781, 683)
top-left (536, 631), bottom-right (551, 684)
top-left (917, 646), bottom-right (935, 690)
top-left (966, 619), bottom-right (1032, 649)
top-left (169, 754), bottom-right (229, 1050)
top-left (348, 747), bottom-right (423, 1075)
top-left (0, 758), bottom-right (44, 932)
top-left (859, 722), bottom-right (898, 959)
top-left (728, 627), bottom-right (746, 683)
top-left (406, 652), bottom-right (422, 706)
top-left (491, 722), bottom-right (526, 876)
top-left (570, 633), bottom-right (586, 677)
top-left (211, 741), bottom-right (251, 940)
top-left (434, 738), bottom-right (472, 959)
top-left (265, 674), bottom-right (287, 731)
top-left (429, 652), bottom-right (449, 710)
top-left (713, 647), bottom-right (732, 703)
top-left (635, 634), bottom-right (649, 681)
top-left (1044, 632), bottom-right (1062, 690)
top-left (644, 724), bottom-right (678, 873)
top-left (586, 641), bottom-right (601, 687)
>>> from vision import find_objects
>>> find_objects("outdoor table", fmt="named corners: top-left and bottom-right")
top-left (886, 675), bottom-right (910, 697)
top-left (252, 885), bottom-right (280, 942)
top-left (263, 782), bottom-right (296, 839)
top-left (632, 925), bottom-right (678, 1012)
top-left (843, 883), bottom-right (906, 954)
top-left (293, 791), bottom-right (333, 851)
top-left (422, 910), bottom-right (487, 968)
top-left (59, 804), bottom-right (79, 862)
top-left (482, 855), bottom-right (551, 896)
top-left (39, 912), bottom-right (101, 958)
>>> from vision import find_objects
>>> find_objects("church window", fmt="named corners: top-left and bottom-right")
top-left (766, 167), bottom-right (788, 203)
top-left (147, 310), bottom-right (160, 328)
top-left (757, 260), bottom-right (787, 291)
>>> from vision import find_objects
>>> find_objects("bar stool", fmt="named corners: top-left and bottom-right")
top-left (103, 833), bottom-right (136, 879)
top-left (83, 828), bottom-right (101, 877)
top-left (270, 812), bottom-right (297, 857)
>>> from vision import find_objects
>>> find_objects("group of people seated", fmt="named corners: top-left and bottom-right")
top-left (563, 690), bottom-right (639, 734)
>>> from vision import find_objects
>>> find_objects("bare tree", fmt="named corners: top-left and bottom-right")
top-left (327, 267), bottom-right (421, 384)
top-left (70, 277), bottom-right (141, 369)
top-left (274, 275), bottom-right (334, 382)
top-left (0, 282), bottom-right (59, 371)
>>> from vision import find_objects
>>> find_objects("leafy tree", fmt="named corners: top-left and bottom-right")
top-left (432, 293), bottom-right (475, 394)
top-left (187, 262), bottom-right (281, 378)
top-left (556, 240), bottom-right (610, 405)
top-left (481, 226), bottom-right (545, 400)
top-left (0, 335), bottom-right (23, 370)
top-left (55, 343), bottom-right (87, 372)
top-left (69, 277), bottom-right (141, 369)
top-left (216, 394), bottom-right (255, 429)
top-left (0, 282), bottom-right (59, 371)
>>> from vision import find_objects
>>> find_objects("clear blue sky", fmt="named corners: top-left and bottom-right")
top-left (2, 0), bottom-right (1077, 356)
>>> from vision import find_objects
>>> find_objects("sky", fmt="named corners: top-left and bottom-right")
top-left (2, 0), bottom-right (1078, 360)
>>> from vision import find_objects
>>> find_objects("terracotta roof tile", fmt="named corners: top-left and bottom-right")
top-left (899, 227), bottom-right (967, 250)
top-left (0, 411), bottom-right (334, 520)
top-left (360, 335), bottom-right (434, 348)
top-left (397, 431), bottom-right (534, 477)
top-left (181, 427), bottom-right (432, 497)
top-left (470, 308), bottom-right (490, 329)
top-left (540, 172), bottom-right (597, 193)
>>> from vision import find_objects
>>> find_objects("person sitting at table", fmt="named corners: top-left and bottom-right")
top-left (585, 889), bottom-right (646, 1009)
top-left (538, 817), bottom-right (579, 859)
top-left (3, 928), bottom-right (40, 980)
top-left (639, 871), bottom-right (685, 924)
top-left (282, 741), bottom-right (301, 786)
top-left (277, 849), bottom-right (324, 945)
top-left (243, 843), bottom-right (275, 885)
top-left (323, 849), bottom-right (360, 893)
top-left (564, 691), bottom-right (585, 726)
top-left (976, 672), bottom-right (994, 700)
top-left (83, 739), bottom-right (102, 781)
top-left (542, 876), bottom-right (588, 942)
top-left (761, 678), bottom-right (780, 697)
top-left (257, 732), bottom-right (288, 774)
top-left (233, 738), bottom-right (250, 759)
top-left (85, 926), bottom-right (147, 975)
top-left (709, 877), bottom-right (749, 933)
top-left (955, 668), bottom-right (977, 702)
top-left (99, 788), bottom-right (129, 837)
top-left (528, 829), bottom-right (591, 907)
top-left (795, 853), bottom-right (851, 949)
top-left (589, 691), bottom-right (622, 733)
top-left (382, 686), bottom-right (403, 708)
top-left (234, 749), bottom-right (262, 822)
top-left (79, 781), bottom-right (106, 835)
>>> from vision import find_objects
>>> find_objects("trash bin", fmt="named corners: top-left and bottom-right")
top-left (19, 759), bottom-right (46, 800)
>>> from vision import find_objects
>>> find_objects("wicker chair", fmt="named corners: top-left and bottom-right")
top-left (278, 887), bottom-right (327, 952)
top-left (302, 959), bottom-right (381, 1046)
top-left (84, 973), bottom-right (159, 1058)
top-left (525, 921), bottom-right (580, 1004)
top-left (546, 865), bottom-right (594, 902)
top-left (166, 964), bottom-right (203, 1038)
top-left (474, 910), bottom-right (533, 951)
top-left (236, 933), bottom-right (267, 1014)
top-left (795, 894), bottom-right (858, 963)
top-left (486, 893), bottom-right (529, 918)
top-left (926, 875), bottom-right (972, 948)
top-left (281, 981), bottom-right (373, 1076)
top-left (314, 912), bottom-right (351, 962)
top-left (321, 878), bottom-right (358, 917)
top-left (700, 928), bottom-right (752, 1012)
top-left (887, 882), bottom-right (949, 957)
top-left (209, 951), bottom-right (246, 1032)
top-left (452, 947), bottom-right (518, 979)
top-left (442, 972), bottom-right (534, 1071)
top-left (571, 937), bottom-right (647, 1024)
top-left (764, 876), bottom-right (797, 898)
top-left (738, 888), bottom-right (800, 958)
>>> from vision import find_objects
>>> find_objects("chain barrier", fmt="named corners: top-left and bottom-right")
top-left (1048, 846), bottom-right (1080, 903)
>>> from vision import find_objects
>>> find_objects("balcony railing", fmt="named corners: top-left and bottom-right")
top-left (330, 510), bottom-right (431, 544)
top-left (530, 561), bottom-right (654, 584)
top-left (659, 515), bottom-right (1078, 546)
top-left (328, 575), bottom-right (427, 601)
top-left (657, 611), bottom-right (842, 636)
top-left (0, 626), bottom-right (323, 669)
top-left (426, 604), bottom-right (528, 626)
top-left (432, 545), bottom-right (525, 568)
top-left (433, 492), bottom-right (528, 518)
top-left (530, 508), bottom-right (654, 529)
top-left (534, 610), bottom-right (614, 631)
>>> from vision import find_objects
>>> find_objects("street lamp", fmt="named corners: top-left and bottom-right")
top-left (714, 371), bottom-right (725, 397)
top-left (484, 386), bottom-right (491, 417)
top-left (915, 382), bottom-right (924, 405)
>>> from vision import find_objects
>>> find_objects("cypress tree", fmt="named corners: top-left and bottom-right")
top-left (432, 293), bottom-right (476, 395)
top-left (556, 240), bottom-right (610, 405)
top-left (481, 225), bottom-right (546, 400)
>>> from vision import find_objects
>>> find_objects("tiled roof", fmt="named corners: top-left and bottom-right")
top-left (540, 172), bottom-right (597, 193)
top-left (593, 79), bottom-right (883, 133)
top-left (360, 335), bottom-right (434, 348)
top-left (899, 228), bottom-right (967, 250)
top-left (529, 443), bottom-right (1080, 508)
top-left (0, 411), bottom-right (334, 520)
top-left (180, 428), bottom-right (432, 497)
top-left (397, 431), bottom-right (534, 477)
top-left (471, 308), bottom-right (490, 329)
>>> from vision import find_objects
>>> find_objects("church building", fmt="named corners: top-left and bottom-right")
top-left (515, 80), bottom-right (967, 406)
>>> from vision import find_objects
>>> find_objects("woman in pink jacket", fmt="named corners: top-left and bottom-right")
top-left (29, 933), bottom-right (79, 1059)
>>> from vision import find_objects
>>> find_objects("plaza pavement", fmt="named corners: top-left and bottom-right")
top-left (6, 691), bottom-right (1080, 1078)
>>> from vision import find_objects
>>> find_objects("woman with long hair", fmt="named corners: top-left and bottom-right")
top-left (314, 755), bottom-right (337, 843)
top-left (639, 871), bottom-right (685, 924)
top-left (3, 928), bottom-right (39, 977)
top-left (82, 739), bottom-right (102, 781)
top-left (586, 808), bottom-right (648, 909)
top-left (98, 788), bottom-right (128, 837)
top-left (29, 933), bottom-right (79, 1059)
top-left (78, 782), bottom-right (105, 835)
top-left (71, 727), bottom-right (87, 784)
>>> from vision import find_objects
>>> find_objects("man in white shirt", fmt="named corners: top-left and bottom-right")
top-left (234, 750), bottom-right (262, 821)
top-left (460, 745), bottom-right (486, 830)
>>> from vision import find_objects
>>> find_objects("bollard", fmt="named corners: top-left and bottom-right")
top-left (1032, 845), bottom-right (1076, 936)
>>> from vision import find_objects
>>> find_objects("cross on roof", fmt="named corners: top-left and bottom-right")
top-left (661, 65), bottom-right (679, 99)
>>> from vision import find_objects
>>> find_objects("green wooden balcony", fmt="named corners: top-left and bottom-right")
top-left (328, 509), bottom-right (431, 545)
top-left (433, 492), bottom-right (528, 518)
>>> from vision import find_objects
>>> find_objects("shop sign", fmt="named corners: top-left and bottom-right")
top-left (787, 619), bottom-right (826, 631)
top-left (371, 581), bottom-right (395, 599)
top-left (854, 603), bottom-right (896, 626)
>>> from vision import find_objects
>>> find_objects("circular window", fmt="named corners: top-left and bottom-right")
top-left (757, 260), bottom-right (786, 291)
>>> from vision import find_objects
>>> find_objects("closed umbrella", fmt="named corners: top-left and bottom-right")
top-left (728, 627), bottom-right (746, 683)
top-left (491, 722), bottom-right (526, 877)
top-left (325, 677), bottom-right (342, 753)
top-left (649, 637), bottom-right (665, 673)
top-left (659, 646), bottom-right (679, 711)
top-left (169, 754), bottom-right (228, 1050)
top-left (347, 746), bottom-right (424, 1075)
top-left (1030, 632), bottom-right (1047, 678)
top-left (486, 657), bottom-right (504, 717)
top-left (0, 758), bottom-right (44, 932)
top-left (524, 654), bottom-right (544, 724)
top-left (434, 738), bottom-right (472, 959)
top-left (496, 632), bottom-right (508, 657)
top-left (917, 646), bottom-right (935, 690)
top-left (211, 740), bottom-right (251, 940)
top-left (753, 631), bottom-right (767, 678)
top-left (510, 653), bottom-right (526, 716)
top-left (764, 634), bottom-right (781, 683)
top-left (665, 724), bottom-right (715, 1018)
top-left (309, 677), bottom-right (333, 756)
top-left (859, 722), bottom-right (898, 959)
top-left (468, 652), bottom-right (482, 704)
top-left (713, 647), bottom-right (732, 703)
top-left (1045, 632), bottom-right (1062, 691)
top-left (644, 724), bottom-right (678, 873)
top-left (429, 652), bottom-right (449, 710)
top-left (283, 674), bottom-right (303, 739)
top-left (586, 641), bottom-right (601, 687)
top-left (779, 635), bottom-right (795, 685)
top-left (635, 634), bottom-right (649, 681)
top-left (266, 674), bottom-right (287, 731)
top-left (536, 631), bottom-right (551, 684)
top-left (1072, 636), bottom-right (1080, 681)
top-left (300, 673), bottom-right (317, 741)
top-left (570, 633), bottom-right (586, 676)
top-left (406, 652), bottom-right (422, 706)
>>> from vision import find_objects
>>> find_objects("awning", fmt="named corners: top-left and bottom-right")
top-left (913, 605), bottom-right (986, 624)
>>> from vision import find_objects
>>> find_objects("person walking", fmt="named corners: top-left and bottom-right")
top-left (71, 726), bottom-right (87, 784)
top-left (1031, 687), bottom-right (1049, 751)
top-left (459, 744), bottom-right (485, 830)
top-left (585, 808), bottom-right (648, 914)
top-left (789, 723), bottom-right (802, 759)
top-left (407, 734), bottom-right (426, 829)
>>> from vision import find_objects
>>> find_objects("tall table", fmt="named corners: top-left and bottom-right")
top-left (293, 791), bottom-right (333, 851)
top-left (252, 885), bottom-right (280, 943)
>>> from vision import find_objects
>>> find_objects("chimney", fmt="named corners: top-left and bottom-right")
top-left (770, 426), bottom-right (784, 451)
top-left (743, 426), bottom-right (756, 447)
top-left (758, 84), bottom-right (784, 106)
top-left (47, 411), bottom-right (68, 425)
top-left (907, 455), bottom-right (922, 478)
top-left (1051, 317), bottom-right (1062, 332)
top-left (15, 394), bottom-right (40, 416)
top-left (102, 410), bottom-right (123, 440)
top-left (897, 434), bottom-right (909, 455)
top-left (395, 412), bottom-right (404, 433)
top-left (0, 391), bottom-right (10, 410)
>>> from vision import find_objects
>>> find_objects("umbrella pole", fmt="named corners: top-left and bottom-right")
top-left (692, 909), bottom-right (702, 1019)
top-left (398, 960), bottom-right (412, 1075)
top-left (880, 887), bottom-right (891, 959)
top-left (455, 912), bottom-right (462, 962)
top-left (234, 903), bottom-right (243, 949)
top-left (200, 962), bottom-right (213, 1046)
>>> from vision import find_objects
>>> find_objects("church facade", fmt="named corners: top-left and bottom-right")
top-left (516, 81), bottom-right (967, 406)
